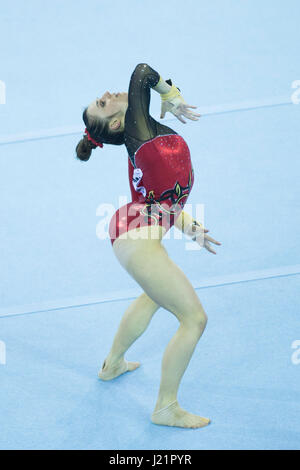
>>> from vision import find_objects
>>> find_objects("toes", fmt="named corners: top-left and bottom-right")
top-left (127, 361), bottom-right (141, 371)
top-left (197, 417), bottom-right (210, 427)
top-left (201, 417), bottom-right (210, 424)
top-left (98, 371), bottom-right (109, 380)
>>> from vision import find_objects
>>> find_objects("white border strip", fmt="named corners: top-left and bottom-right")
top-left (194, 95), bottom-right (292, 116)
top-left (0, 125), bottom-right (82, 145)
top-left (0, 264), bottom-right (299, 319)
top-left (0, 96), bottom-right (293, 146)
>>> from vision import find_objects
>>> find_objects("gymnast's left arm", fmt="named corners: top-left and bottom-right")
top-left (175, 211), bottom-right (222, 254)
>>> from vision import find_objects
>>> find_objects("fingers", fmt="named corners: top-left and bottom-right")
top-left (183, 105), bottom-right (201, 117)
top-left (186, 115), bottom-right (200, 121)
top-left (194, 235), bottom-right (221, 255)
top-left (194, 237), bottom-right (216, 254)
top-left (205, 235), bottom-right (222, 245)
top-left (175, 114), bottom-right (186, 124)
top-left (182, 109), bottom-right (201, 120)
top-left (176, 111), bottom-right (199, 123)
top-left (160, 104), bottom-right (167, 119)
top-left (191, 227), bottom-right (209, 236)
top-left (167, 102), bottom-right (201, 122)
top-left (185, 111), bottom-right (201, 118)
top-left (204, 241), bottom-right (217, 255)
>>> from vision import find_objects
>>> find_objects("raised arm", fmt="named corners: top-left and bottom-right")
top-left (125, 63), bottom-right (161, 141)
top-left (124, 63), bottom-right (178, 158)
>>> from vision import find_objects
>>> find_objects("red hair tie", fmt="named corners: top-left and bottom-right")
top-left (84, 128), bottom-right (103, 148)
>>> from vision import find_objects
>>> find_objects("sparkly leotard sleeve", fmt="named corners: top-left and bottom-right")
top-left (109, 63), bottom-right (194, 244)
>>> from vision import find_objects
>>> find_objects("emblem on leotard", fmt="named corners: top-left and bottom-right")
top-left (140, 169), bottom-right (194, 225)
top-left (132, 168), bottom-right (146, 197)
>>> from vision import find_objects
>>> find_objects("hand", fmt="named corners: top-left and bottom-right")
top-left (160, 95), bottom-right (201, 123)
top-left (187, 222), bottom-right (222, 255)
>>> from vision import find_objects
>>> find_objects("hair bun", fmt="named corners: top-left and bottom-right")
top-left (76, 136), bottom-right (97, 161)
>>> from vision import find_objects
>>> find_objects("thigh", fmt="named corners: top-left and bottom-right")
top-left (113, 233), bottom-right (204, 323)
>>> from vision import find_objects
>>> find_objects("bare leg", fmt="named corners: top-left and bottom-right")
top-left (99, 292), bottom-right (159, 380)
top-left (110, 226), bottom-right (210, 428)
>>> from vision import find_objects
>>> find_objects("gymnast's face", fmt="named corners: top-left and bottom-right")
top-left (87, 91), bottom-right (128, 132)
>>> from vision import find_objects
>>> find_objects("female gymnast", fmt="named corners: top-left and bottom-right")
top-left (76, 63), bottom-right (221, 428)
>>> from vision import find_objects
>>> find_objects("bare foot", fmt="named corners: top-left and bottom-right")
top-left (151, 401), bottom-right (210, 429)
top-left (98, 358), bottom-right (140, 381)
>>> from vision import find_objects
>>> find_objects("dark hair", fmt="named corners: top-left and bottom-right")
top-left (76, 108), bottom-right (125, 161)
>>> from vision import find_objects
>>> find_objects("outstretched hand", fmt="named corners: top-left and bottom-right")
top-left (160, 96), bottom-right (201, 123)
top-left (188, 223), bottom-right (222, 255)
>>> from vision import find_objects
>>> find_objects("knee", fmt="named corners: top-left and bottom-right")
top-left (195, 309), bottom-right (208, 332)
top-left (184, 307), bottom-right (208, 334)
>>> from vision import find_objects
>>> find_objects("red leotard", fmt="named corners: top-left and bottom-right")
top-left (108, 64), bottom-right (195, 245)
top-left (109, 134), bottom-right (194, 244)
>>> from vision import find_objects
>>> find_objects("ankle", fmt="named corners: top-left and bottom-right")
top-left (153, 400), bottom-right (178, 415)
top-left (154, 397), bottom-right (178, 412)
top-left (103, 355), bottom-right (123, 369)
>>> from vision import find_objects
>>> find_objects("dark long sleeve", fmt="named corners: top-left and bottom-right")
top-left (124, 63), bottom-right (177, 164)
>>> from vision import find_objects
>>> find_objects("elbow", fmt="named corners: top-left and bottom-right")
top-left (134, 63), bottom-right (149, 73)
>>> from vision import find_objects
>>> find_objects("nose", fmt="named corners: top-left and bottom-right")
top-left (100, 91), bottom-right (111, 100)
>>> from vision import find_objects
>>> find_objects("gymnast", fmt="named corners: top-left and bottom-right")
top-left (76, 63), bottom-right (221, 428)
